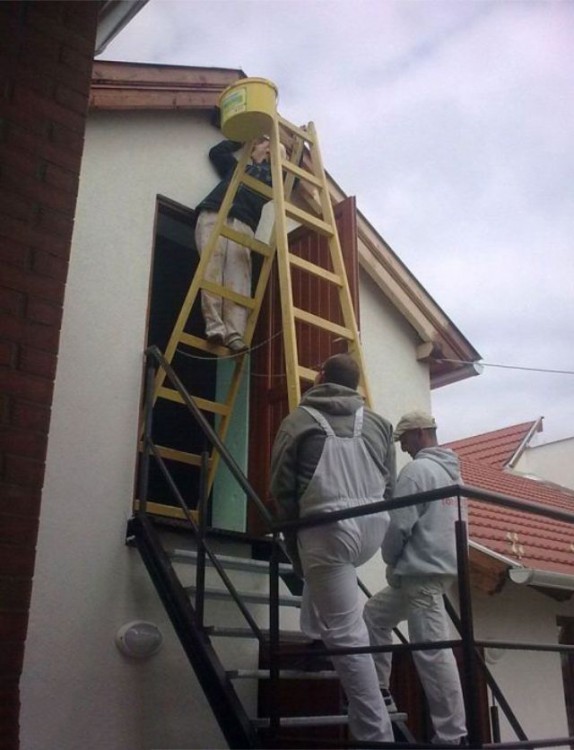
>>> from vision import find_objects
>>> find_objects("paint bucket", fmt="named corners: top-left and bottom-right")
top-left (219, 78), bottom-right (278, 141)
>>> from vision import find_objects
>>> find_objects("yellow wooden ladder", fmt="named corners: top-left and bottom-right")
top-left (150, 114), bottom-right (372, 493)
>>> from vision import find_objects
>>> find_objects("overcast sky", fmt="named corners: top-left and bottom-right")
top-left (101, 0), bottom-right (574, 445)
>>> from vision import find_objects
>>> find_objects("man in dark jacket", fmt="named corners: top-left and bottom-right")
top-left (194, 137), bottom-right (272, 353)
top-left (270, 354), bottom-right (396, 743)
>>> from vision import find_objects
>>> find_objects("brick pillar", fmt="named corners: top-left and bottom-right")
top-left (0, 3), bottom-right (99, 747)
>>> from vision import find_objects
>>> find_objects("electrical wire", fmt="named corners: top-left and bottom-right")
top-left (436, 359), bottom-right (574, 376)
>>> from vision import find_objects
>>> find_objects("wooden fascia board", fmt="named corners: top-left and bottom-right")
top-left (357, 223), bottom-right (479, 361)
top-left (468, 544), bottom-right (510, 595)
top-left (90, 61), bottom-right (244, 110)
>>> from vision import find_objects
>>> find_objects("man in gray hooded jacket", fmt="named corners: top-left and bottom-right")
top-left (270, 353), bottom-right (396, 744)
top-left (364, 410), bottom-right (468, 747)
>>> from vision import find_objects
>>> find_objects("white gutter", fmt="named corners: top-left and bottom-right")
top-left (470, 540), bottom-right (574, 592)
top-left (508, 568), bottom-right (574, 592)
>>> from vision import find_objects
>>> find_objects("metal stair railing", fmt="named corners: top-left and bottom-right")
top-left (273, 487), bottom-right (574, 749)
top-left (135, 345), bottom-right (574, 749)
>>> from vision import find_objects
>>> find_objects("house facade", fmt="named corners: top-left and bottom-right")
top-left (0, 5), bottom-right (148, 748)
top-left (446, 421), bottom-right (574, 743)
top-left (17, 61), bottom-right (485, 749)
top-left (11, 51), bottom-right (574, 749)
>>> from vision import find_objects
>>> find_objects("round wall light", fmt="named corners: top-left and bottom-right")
top-left (116, 620), bottom-right (163, 659)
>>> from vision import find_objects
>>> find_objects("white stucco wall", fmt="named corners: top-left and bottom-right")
top-left (20, 110), bottom-right (234, 750)
top-left (514, 437), bottom-right (574, 491)
top-left (473, 581), bottom-right (574, 744)
top-left (19, 107), bottom-right (448, 749)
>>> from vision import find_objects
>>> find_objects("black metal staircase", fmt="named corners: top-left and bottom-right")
top-left (130, 346), bottom-right (574, 749)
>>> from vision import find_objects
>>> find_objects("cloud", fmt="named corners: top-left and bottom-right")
top-left (102, 0), bottom-right (574, 445)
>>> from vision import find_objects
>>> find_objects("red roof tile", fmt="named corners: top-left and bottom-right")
top-left (444, 420), bottom-right (541, 468)
top-left (461, 458), bottom-right (574, 575)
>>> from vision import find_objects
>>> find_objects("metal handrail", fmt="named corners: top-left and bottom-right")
top-left (138, 346), bottom-right (574, 749)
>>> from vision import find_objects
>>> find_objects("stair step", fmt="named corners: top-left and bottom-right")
top-left (253, 714), bottom-right (349, 728)
top-left (253, 712), bottom-right (408, 728)
top-left (228, 669), bottom-right (338, 680)
top-left (186, 586), bottom-right (301, 607)
top-left (205, 626), bottom-right (308, 640)
top-left (170, 549), bottom-right (294, 575)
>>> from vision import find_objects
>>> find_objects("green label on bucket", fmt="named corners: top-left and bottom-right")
top-left (221, 87), bottom-right (247, 119)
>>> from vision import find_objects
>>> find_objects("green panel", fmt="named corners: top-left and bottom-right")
top-left (211, 357), bottom-right (249, 531)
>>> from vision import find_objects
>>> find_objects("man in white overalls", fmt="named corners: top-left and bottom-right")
top-left (270, 354), bottom-right (396, 743)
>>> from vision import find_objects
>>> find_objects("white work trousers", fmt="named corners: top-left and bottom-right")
top-left (363, 575), bottom-right (467, 744)
top-left (194, 210), bottom-right (252, 344)
top-left (298, 515), bottom-right (394, 744)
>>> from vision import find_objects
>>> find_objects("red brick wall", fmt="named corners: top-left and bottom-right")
top-left (0, 3), bottom-right (99, 747)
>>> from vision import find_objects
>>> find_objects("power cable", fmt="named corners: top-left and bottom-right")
top-left (436, 359), bottom-right (574, 376)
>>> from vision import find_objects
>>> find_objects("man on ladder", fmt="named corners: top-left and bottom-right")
top-left (194, 135), bottom-right (274, 353)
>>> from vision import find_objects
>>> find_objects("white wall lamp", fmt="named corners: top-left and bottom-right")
top-left (116, 620), bottom-right (163, 659)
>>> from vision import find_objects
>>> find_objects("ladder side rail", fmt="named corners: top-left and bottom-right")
top-left (242, 129), bottom-right (306, 351)
top-left (205, 355), bottom-right (249, 492)
top-left (152, 144), bottom-right (254, 402)
top-left (306, 122), bottom-right (373, 407)
top-left (269, 118), bottom-right (302, 411)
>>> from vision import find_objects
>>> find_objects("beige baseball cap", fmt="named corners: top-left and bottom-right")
top-left (393, 410), bottom-right (437, 441)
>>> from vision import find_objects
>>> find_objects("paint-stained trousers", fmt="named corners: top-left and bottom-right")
top-left (298, 513), bottom-right (394, 744)
top-left (195, 210), bottom-right (252, 344)
top-left (363, 575), bottom-right (467, 744)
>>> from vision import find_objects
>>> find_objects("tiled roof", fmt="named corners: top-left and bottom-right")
top-left (462, 458), bottom-right (574, 575)
top-left (444, 421), bottom-right (540, 468)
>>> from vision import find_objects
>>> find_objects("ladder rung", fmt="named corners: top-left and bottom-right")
top-left (284, 201), bottom-right (334, 236)
top-left (297, 365), bottom-right (319, 384)
top-left (288, 253), bottom-right (342, 286)
top-left (293, 307), bottom-right (353, 339)
top-left (279, 115), bottom-right (316, 144)
top-left (280, 159), bottom-right (323, 188)
top-left (158, 387), bottom-right (230, 416)
top-left (179, 333), bottom-right (227, 353)
top-left (146, 444), bottom-right (205, 467)
top-left (240, 173), bottom-right (273, 200)
top-left (228, 669), bottom-right (337, 680)
top-left (220, 224), bottom-right (273, 257)
top-left (201, 281), bottom-right (257, 309)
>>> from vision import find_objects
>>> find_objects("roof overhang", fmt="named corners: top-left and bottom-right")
top-left (96, 1), bottom-right (150, 56)
top-left (509, 567), bottom-right (574, 599)
top-left (470, 540), bottom-right (574, 601)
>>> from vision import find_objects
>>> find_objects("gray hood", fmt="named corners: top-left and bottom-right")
top-left (416, 447), bottom-right (461, 482)
top-left (299, 383), bottom-right (364, 416)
